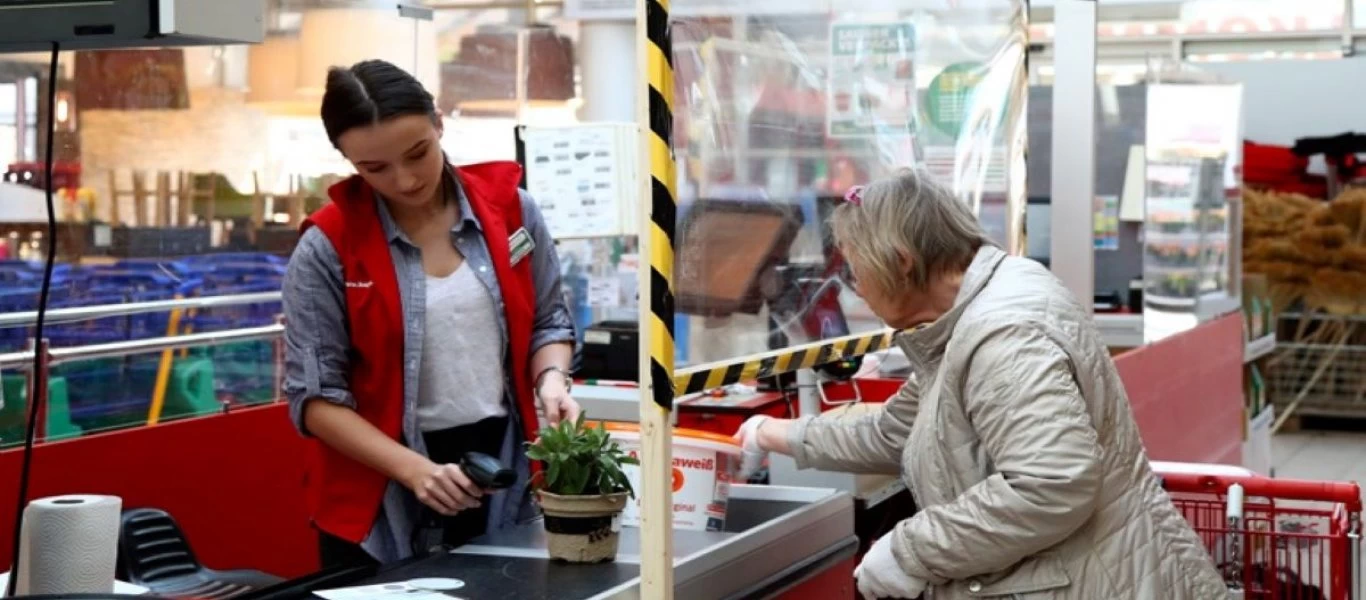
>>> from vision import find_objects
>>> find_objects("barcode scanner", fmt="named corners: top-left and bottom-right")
top-left (460, 452), bottom-right (517, 490)
top-left (413, 452), bottom-right (517, 556)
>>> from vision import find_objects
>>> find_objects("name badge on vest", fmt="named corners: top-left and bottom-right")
top-left (508, 227), bottom-right (535, 266)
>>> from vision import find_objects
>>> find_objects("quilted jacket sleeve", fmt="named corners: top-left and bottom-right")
top-left (892, 323), bottom-right (1103, 583)
top-left (787, 374), bottom-right (920, 475)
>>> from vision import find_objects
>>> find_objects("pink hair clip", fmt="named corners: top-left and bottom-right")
top-left (844, 185), bottom-right (865, 206)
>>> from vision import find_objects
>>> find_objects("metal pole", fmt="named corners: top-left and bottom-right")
top-left (273, 315), bottom-right (287, 404)
top-left (0, 291), bottom-right (282, 329)
top-left (1344, 0), bottom-right (1355, 56)
top-left (796, 369), bottom-right (819, 417)
top-left (515, 28), bottom-right (530, 121)
top-left (396, 4), bottom-right (435, 83)
top-left (0, 324), bottom-right (285, 371)
top-left (637, 0), bottom-right (676, 593)
top-left (1049, 0), bottom-right (1097, 312)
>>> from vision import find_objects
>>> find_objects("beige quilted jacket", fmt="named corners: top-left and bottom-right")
top-left (789, 246), bottom-right (1227, 599)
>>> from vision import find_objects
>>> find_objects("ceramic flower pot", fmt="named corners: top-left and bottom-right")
top-left (537, 490), bottom-right (628, 564)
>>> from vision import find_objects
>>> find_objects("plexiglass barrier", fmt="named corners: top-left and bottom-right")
top-left (662, 1), bottom-right (1029, 369)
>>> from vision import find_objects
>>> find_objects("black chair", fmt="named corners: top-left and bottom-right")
top-left (117, 508), bottom-right (284, 599)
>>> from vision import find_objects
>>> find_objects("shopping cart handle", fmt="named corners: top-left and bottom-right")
top-left (1158, 470), bottom-right (1363, 513)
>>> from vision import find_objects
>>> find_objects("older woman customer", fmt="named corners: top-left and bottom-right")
top-left (735, 169), bottom-right (1225, 599)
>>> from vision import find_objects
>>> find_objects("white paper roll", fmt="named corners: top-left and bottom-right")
top-left (15, 495), bottom-right (122, 596)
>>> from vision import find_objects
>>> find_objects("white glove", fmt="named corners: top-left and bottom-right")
top-left (733, 415), bottom-right (770, 479)
top-left (855, 533), bottom-right (928, 600)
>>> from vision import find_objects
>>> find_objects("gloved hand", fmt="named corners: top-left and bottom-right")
top-left (733, 415), bottom-right (770, 479)
top-left (855, 533), bottom-right (928, 600)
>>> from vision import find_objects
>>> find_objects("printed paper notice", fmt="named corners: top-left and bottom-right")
top-left (523, 124), bottom-right (631, 239)
top-left (827, 22), bottom-right (917, 138)
top-left (587, 276), bottom-right (621, 308)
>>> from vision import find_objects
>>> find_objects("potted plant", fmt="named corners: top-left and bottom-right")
top-left (526, 415), bottom-right (638, 563)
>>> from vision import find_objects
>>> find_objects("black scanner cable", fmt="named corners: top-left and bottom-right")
top-left (5, 41), bottom-right (61, 598)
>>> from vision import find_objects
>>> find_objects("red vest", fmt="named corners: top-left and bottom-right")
top-left (300, 161), bottom-right (539, 544)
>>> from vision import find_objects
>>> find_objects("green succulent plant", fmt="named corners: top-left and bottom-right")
top-left (526, 415), bottom-right (638, 498)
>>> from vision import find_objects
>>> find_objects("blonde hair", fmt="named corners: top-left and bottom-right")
top-left (829, 168), bottom-right (989, 294)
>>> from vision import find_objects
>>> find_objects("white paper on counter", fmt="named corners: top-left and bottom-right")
top-left (314, 582), bottom-right (450, 599)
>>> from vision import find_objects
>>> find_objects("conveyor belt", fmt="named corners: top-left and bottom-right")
top-left (361, 553), bottom-right (637, 599)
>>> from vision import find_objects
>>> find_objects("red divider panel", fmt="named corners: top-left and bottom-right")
top-left (1113, 313), bottom-right (1245, 465)
top-left (0, 403), bottom-right (318, 578)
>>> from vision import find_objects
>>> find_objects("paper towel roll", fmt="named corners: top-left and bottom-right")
top-left (15, 495), bottom-right (122, 595)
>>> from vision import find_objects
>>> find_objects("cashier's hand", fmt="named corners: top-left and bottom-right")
top-left (537, 382), bottom-right (581, 427)
top-left (855, 534), bottom-right (927, 600)
top-left (404, 460), bottom-right (483, 517)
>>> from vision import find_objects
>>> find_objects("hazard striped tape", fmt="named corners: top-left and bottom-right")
top-left (673, 329), bottom-right (897, 396)
top-left (644, 0), bottom-right (676, 411)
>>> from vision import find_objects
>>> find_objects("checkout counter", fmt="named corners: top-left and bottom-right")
top-left (247, 485), bottom-right (857, 599)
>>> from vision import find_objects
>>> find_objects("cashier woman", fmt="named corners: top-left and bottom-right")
top-left (735, 170), bottom-right (1225, 599)
top-left (281, 59), bottom-right (579, 569)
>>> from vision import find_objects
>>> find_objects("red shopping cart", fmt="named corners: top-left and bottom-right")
top-left (1158, 467), bottom-right (1363, 599)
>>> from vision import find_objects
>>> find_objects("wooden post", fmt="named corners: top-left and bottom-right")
top-left (251, 172), bottom-right (266, 243)
top-left (637, 0), bottom-right (676, 595)
top-left (289, 175), bottom-right (305, 227)
top-left (177, 172), bottom-right (193, 226)
top-left (202, 174), bottom-right (217, 232)
top-left (107, 170), bottom-right (122, 226)
top-left (156, 171), bottom-right (172, 227)
top-left (131, 171), bottom-right (148, 227)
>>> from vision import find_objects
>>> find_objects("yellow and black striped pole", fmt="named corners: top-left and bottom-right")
top-left (636, 0), bottom-right (676, 595)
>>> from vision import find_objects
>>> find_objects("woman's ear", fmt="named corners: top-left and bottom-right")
top-left (898, 250), bottom-right (916, 277)
top-left (432, 112), bottom-right (445, 138)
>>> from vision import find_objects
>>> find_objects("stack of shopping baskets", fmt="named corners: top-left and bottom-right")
top-left (0, 253), bottom-right (286, 440)
top-left (1157, 463), bottom-right (1362, 599)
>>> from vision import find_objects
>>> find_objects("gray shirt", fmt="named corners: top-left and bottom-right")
top-left (416, 264), bottom-right (507, 431)
top-left (281, 176), bottom-right (576, 563)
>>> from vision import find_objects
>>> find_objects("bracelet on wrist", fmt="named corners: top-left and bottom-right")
top-left (534, 366), bottom-right (572, 399)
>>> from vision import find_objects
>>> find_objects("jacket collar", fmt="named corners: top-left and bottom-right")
top-left (896, 245), bottom-right (1007, 366)
top-left (374, 164), bottom-right (482, 245)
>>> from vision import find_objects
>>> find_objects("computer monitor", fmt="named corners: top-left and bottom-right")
top-left (674, 199), bottom-right (804, 317)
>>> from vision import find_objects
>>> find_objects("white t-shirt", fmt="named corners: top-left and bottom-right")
top-left (415, 262), bottom-right (507, 432)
